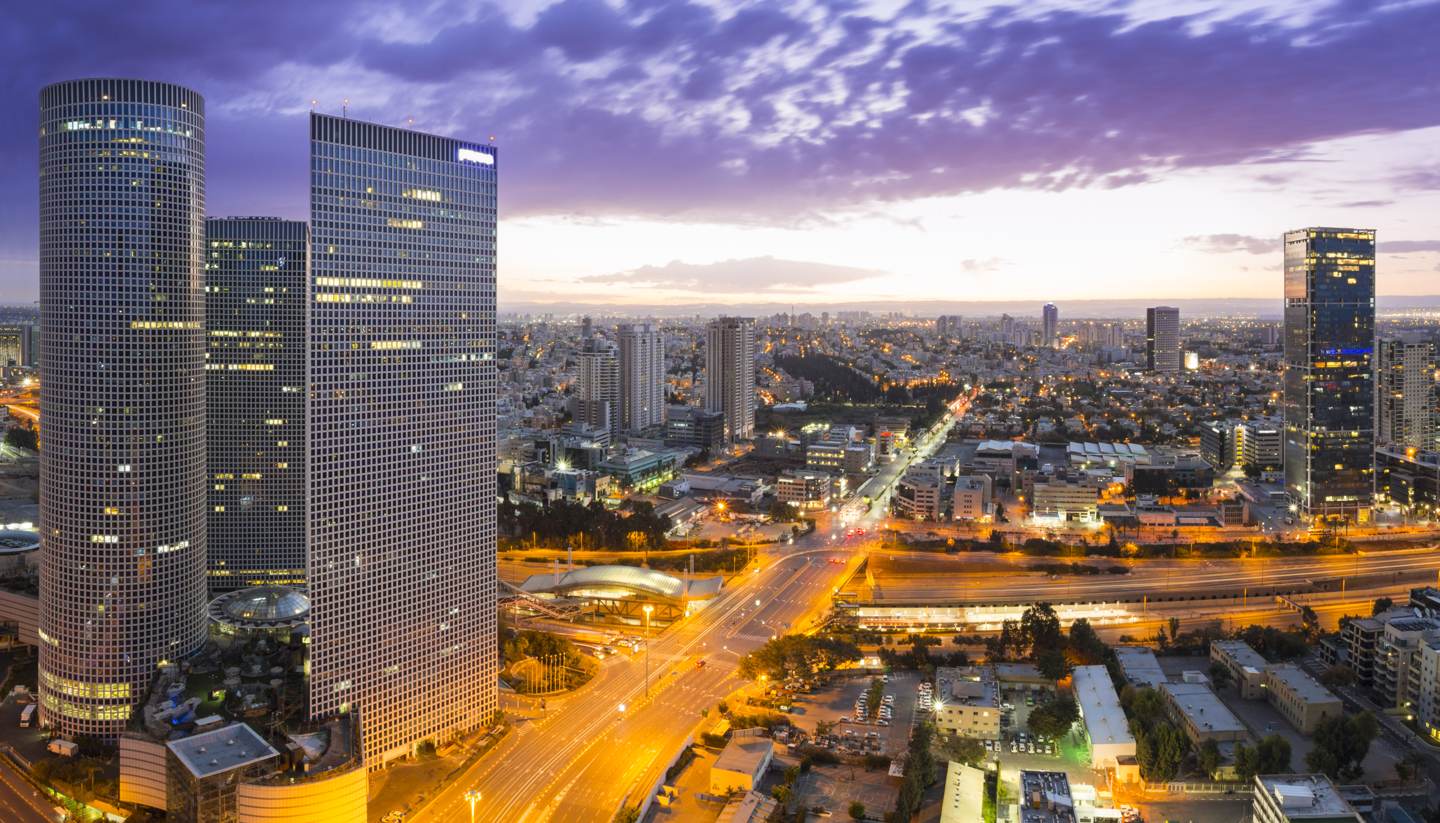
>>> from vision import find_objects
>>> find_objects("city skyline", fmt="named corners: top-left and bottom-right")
top-left (2, 1), bottom-right (1440, 307)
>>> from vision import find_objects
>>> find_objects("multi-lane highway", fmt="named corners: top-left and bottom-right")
top-left (412, 540), bottom-right (857, 822)
top-left (0, 758), bottom-right (58, 822)
top-left (411, 397), bottom-right (974, 822)
top-left (849, 546), bottom-right (1440, 604)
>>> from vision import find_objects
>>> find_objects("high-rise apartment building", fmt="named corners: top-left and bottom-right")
top-left (706, 316), bottom-right (756, 442)
top-left (308, 113), bottom-right (498, 765)
top-left (1283, 228), bottom-right (1376, 521)
top-left (0, 325), bottom-right (36, 367)
top-left (575, 339), bottom-right (619, 433)
top-left (1146, 306), bottom-right (1181, 373)
top-left (617, 322), bottom-right (665, 435)
top-left (1376, 339), bottom-right (1435, 451)
top-left (205, 218), bottom-right (309, 591)
top-left (38, 79), bottom-right (210, 735)
top-left (1042, 303), bottom-right (1059, 349)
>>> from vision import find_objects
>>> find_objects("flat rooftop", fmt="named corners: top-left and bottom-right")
top-left (1265, 665), bottom-right (1341, 704)
top-left (1161, 682), bottom-right (1246, 735)
top-left (713, 735), bottom-right (773, 777)
top-left (1256, 774), bottom-right (1361, 820)
top-left (937, 666), bottom-right (997, 708)
top-left (1114, 646), bottom-right (1167, 688)
top-left (1072, 666), bottom-right (1134, 749)
top-left (1212, 639), bottom-right (1268, 675)
top-left (167, 723), bottom-right (279, 780)
top-left (1018, 770), bottom-right (1075, 823)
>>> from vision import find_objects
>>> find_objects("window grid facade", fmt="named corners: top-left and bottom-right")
top-left (1283, 227), bottom-right (1376, 521)
top-left (705, 316), bottom-right (756, 442)
top-left (307, 113), bottom-right (497, 767)
top-left (38, 78), bottom-right (209, 736)
top-left (618, 322), bottom-right (664, 434)
top-left (205, 218), bottom-right (309, 591)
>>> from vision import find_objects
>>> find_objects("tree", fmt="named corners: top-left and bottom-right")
top-left (1318, 665), bottom-right (1356, 690)
top-left (1371, 597), bottom-right (1394, 616)
top-left (849, 800), bottom-right (866, 821)
top-left (1305, 713), bottom-right (1377, 780)
top-left (1396, 751), bottom-right (1427, 782)
top-left (1135, 722), bottom-right (1189, 782)
top-left (738, 635), bottom-right (860, 682)
top-left (3, 428), bottom-right (36, 451)
top-left (1036, 648), bottom-right (1068, 681)
top-left (1020, 603), bottom-right (1062, 658)
top-left (1166, 617), bottom-right (1181, 645)
top-left (1067, 618), bottom-right (1107, 666)
top-left (1197, 739), bottom-right (1222, 777)
top-left (1027, 698), bottom-right (1079, 739)
top-left (1208, 661), bottom-right (1232, 691)
top-left (938, 735), bottom-right (986, 765)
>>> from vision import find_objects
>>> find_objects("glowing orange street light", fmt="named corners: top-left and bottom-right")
top-left (466, 790), bottom-right (482, 823)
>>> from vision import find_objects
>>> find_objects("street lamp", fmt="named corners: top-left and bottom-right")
top-left (465, 790), bottom-right (482, 823)
top-left (642, 604), bottom-right (654, 697)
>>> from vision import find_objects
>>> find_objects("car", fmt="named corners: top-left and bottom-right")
top-left (695, 659), bottom-right (707, 669)
top-left (383, 813), bottom-right (405, 823)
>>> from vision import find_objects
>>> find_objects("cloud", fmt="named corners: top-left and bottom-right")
top-left (1183, 234), bottom-right (1279, 255)
top-left (2, 0), bottom-right (1440, 286)
top-left (960, 258), bottom-right (1006, 273)
top-left (582, 256), bottom-right (885, 292)
top-left (1380, 240), bottom-right (1440, 254)
top-left (1338, 200), bottom-right (1392, 208)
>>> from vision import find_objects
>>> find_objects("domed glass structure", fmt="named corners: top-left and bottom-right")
top-left (210, 585), bottom-right (311, 630)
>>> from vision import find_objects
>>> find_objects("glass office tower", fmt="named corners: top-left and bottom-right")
top-left (205, 217), bottom-right (309, 590)
top-left (307, 114), bottom-right (498, 766)
top-left (38, 79), bottom-right (209, 735)
top-left (1283, 228), bottom-right (1376, 521)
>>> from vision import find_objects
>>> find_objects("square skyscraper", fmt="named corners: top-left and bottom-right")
top-left (1283, 227), bottom-right (1375, 521)
top-left (307, 113), bottom-right (498, 766)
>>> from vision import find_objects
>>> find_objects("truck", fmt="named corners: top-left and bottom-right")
top-left (19, 704), bottom-right (36, 727)
top-left (47, 740), bottom-right (78, 758)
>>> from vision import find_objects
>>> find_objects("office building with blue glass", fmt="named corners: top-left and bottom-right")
top-left (1282, 227), bottom-right (1376, 521)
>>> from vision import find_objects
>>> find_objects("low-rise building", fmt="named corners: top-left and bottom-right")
top-left (1072, 666), bottom-right (1136, 770)
top-left (1115, 646), bottom-right (1167, 689)
top-left (709, 733), bottom-right (774, 795)
top-left (939, 762), bottom-right (986, 823)
top-left (1018, 770), bottom-right (1075, 823)
top-left (1160, 682), bottom-right (1248, 745)
top-left (1251, 774), bottom-right (1362, 823)
top-left (1264, 665), bottom-right (1343, 735)
top-left (934, 666), bottom-right (1001, 740)
top-left (1030, 477), bottom-right (1099, 523)
top-left (1238, 418), bottom-right (1283, 471)
top-left (951, 475), bottom-right (992, 521)
top-left (775, 469), bottom-right (837, 511)
top-left (1211, 640), bottom-right (1269, 700)
top-left (893, 470), bottom-right (947, 521)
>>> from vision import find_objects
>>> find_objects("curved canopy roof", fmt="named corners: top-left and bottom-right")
top-left (519, 565), bottom-right (720, 603)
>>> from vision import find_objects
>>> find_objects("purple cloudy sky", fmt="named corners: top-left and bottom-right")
top-left (2, 0), bottom-right (1439, 307)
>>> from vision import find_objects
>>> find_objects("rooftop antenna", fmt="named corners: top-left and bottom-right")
top-left (342, 98), bottom-right (349, 118)
top-left (309, 98), bottom-right (317, 111)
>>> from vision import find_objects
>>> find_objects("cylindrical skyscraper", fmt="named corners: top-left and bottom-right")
top-left (38, 79), bottom-right (209, 736)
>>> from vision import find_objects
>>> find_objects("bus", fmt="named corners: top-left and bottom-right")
top-left (19, 704), bottom-right (36, 727)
